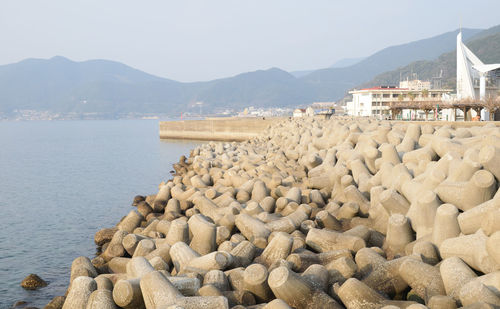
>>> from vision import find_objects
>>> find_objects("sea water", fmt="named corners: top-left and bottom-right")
top-left (0, 119), bottom-right (201, 308)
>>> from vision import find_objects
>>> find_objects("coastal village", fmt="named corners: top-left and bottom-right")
top-left (296, 32), bottom-right (500, 122)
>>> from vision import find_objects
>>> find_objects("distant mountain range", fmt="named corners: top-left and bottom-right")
top-left (0, 25), bottom-right (498, 117)
top-left (298, 28), bottom-right (483, 101)
top-left (290, 57), bottom-right (366, 78)
top-left (360, 25), bottom-right (500, 91)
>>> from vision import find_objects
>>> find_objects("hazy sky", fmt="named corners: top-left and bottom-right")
top-left (1, 0), bottom-right (500, 82)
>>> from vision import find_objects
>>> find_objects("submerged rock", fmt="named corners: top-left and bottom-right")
top-left (11, 300), bottom-right (27, 308)
top-left (21, 274), bottom-right (47, 290)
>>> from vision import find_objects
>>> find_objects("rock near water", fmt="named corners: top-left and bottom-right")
top-left (21, 274), bottom-right (47, 290)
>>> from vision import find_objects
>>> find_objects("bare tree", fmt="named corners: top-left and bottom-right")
top-left (419, 100), bottom-right (435, 121)
top-left (482, 95), bottom-right (500, 120)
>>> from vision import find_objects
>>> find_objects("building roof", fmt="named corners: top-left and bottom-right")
top-left (349, 87), bottom-right (451, 94)
top-left (360, 86), bottom-right (408, 91)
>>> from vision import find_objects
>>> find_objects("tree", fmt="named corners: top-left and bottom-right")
top-left (419, 100), bottom-right (435, 121)
top-left (389, 101), bottom-right (402, 120)
top-left (482, 95), bottom-right (500, 120)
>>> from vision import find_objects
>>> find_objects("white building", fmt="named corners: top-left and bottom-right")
top-left (399, 79), bottom-right (431, 91)
top-left (347, 83), bottom-right (450, 119)
top-left (293, 108), bottom-right (306, 117)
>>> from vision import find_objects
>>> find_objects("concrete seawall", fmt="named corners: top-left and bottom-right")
top-left (159, 117), bottom-right (282, 141)
top-left (160, 117), bottom-right (500, 142)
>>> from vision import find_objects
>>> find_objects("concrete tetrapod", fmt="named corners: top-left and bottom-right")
top-left (229, 240), bottom-right (256, 268)
top-left (101, 230), bottom-right (128, 261)
top-left (305, 228), bottom-right (365, 253)
top-left (255, 232), bottom-right (293, 268)
top-left (384, 213), bottom-right (414, 258)
top-left (486, 231), bottom-right (500, 265)
top-left (439, 257), bottom-right (478, 300)
top-left (235, 213), bottom-right (271, 249)
top-left (268, 266), bottom-right (342, 309)
top-left (406, 190), bottom-right (440, 239)
top-left (62, 276), bottom-right (97, 309)
top-left (262, 299), bottom-right (293, 309)
top-left (459, 280), bottom-right (500, 307)
top-left (427, 295), bottom-right (457, 309)
top-left (479, 145), bottom-right (500, 181)
top-left (337, 278), bottom-right (417, 309)
top-left (126, 256), bottom-right (155, 279)
top-left (112, 278), bottom-right (145, 309)
top-left (355, 247), bottom-right (411, 296)
top-left (301, 264), bottom-right (330, 292)
top-left (85, 290), bottom-right (117, 309)
top-left (70, 256), bottom-right (98, 284)
top-left (123, 234), bottom-right (149, 256)
top-left (117, 210), bottom-right (144, 233)
top-left (139, 270), bottom-right (228, 309)
top-left (457, 192), bottom-right (500, 235)
top-left (432, 204), bottom-right (461, 248)
top-left (188, 214), bottom-right (217, 255)
top-left (132, 239), bottom-right (156, 258)
top-left (398, 258), bottom-right (446, 303)
top-left (286, 249), bottom-right (352, 273)
top-left (204, 269), bottom-right (229, 291)
top-left (440, 230), bottom-right (500, 274)
top-left (436, 170), bottom-right (496, 212)
top-left (243, 263), bottom-right (274, 303)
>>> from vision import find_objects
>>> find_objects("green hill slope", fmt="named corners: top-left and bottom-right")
top-left (359, 25), bottom-right (500, 91)
top-left (299, 28), bottom-right (482, 100)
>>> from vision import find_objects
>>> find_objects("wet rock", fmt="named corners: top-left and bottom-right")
top-left (94, 227), bottom-right (118, 246)
top-left (20, 274), bottom-right (47, 290)
top-left (11, 300), bottom-right (27, 308)
top-left (132, 195), bottom-right (145, 206)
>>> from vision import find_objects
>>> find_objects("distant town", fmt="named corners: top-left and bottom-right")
top-left (2, 32), bottom-right (499, 122)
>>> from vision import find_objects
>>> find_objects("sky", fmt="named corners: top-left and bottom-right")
top-left (1, 0), bottom-right (500, 82)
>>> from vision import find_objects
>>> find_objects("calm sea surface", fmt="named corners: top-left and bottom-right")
top-left (0, 119), bottom-right (201, 308)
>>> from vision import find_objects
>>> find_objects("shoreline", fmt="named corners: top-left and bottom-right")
top-left (46, 117), bottom-right (500, 308)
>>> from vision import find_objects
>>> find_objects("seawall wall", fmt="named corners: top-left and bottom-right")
top-left (160, 117), bottom-right (500, 142)
top-left (159, 117), bottom-right (283, 141)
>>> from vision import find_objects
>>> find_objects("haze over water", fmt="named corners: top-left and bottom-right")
top-left (0, 119), bottom-right (201, 308)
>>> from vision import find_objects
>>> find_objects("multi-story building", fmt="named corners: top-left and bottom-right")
top-left (346, 82), bottom-right (451, 118)
top-left (399, 79), bottom-right (431, 91)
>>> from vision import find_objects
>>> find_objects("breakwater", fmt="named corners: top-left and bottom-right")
top-left (48, 117), bottom-right (500, 308)
top-left (159, 117), bottom-right (281, 141)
